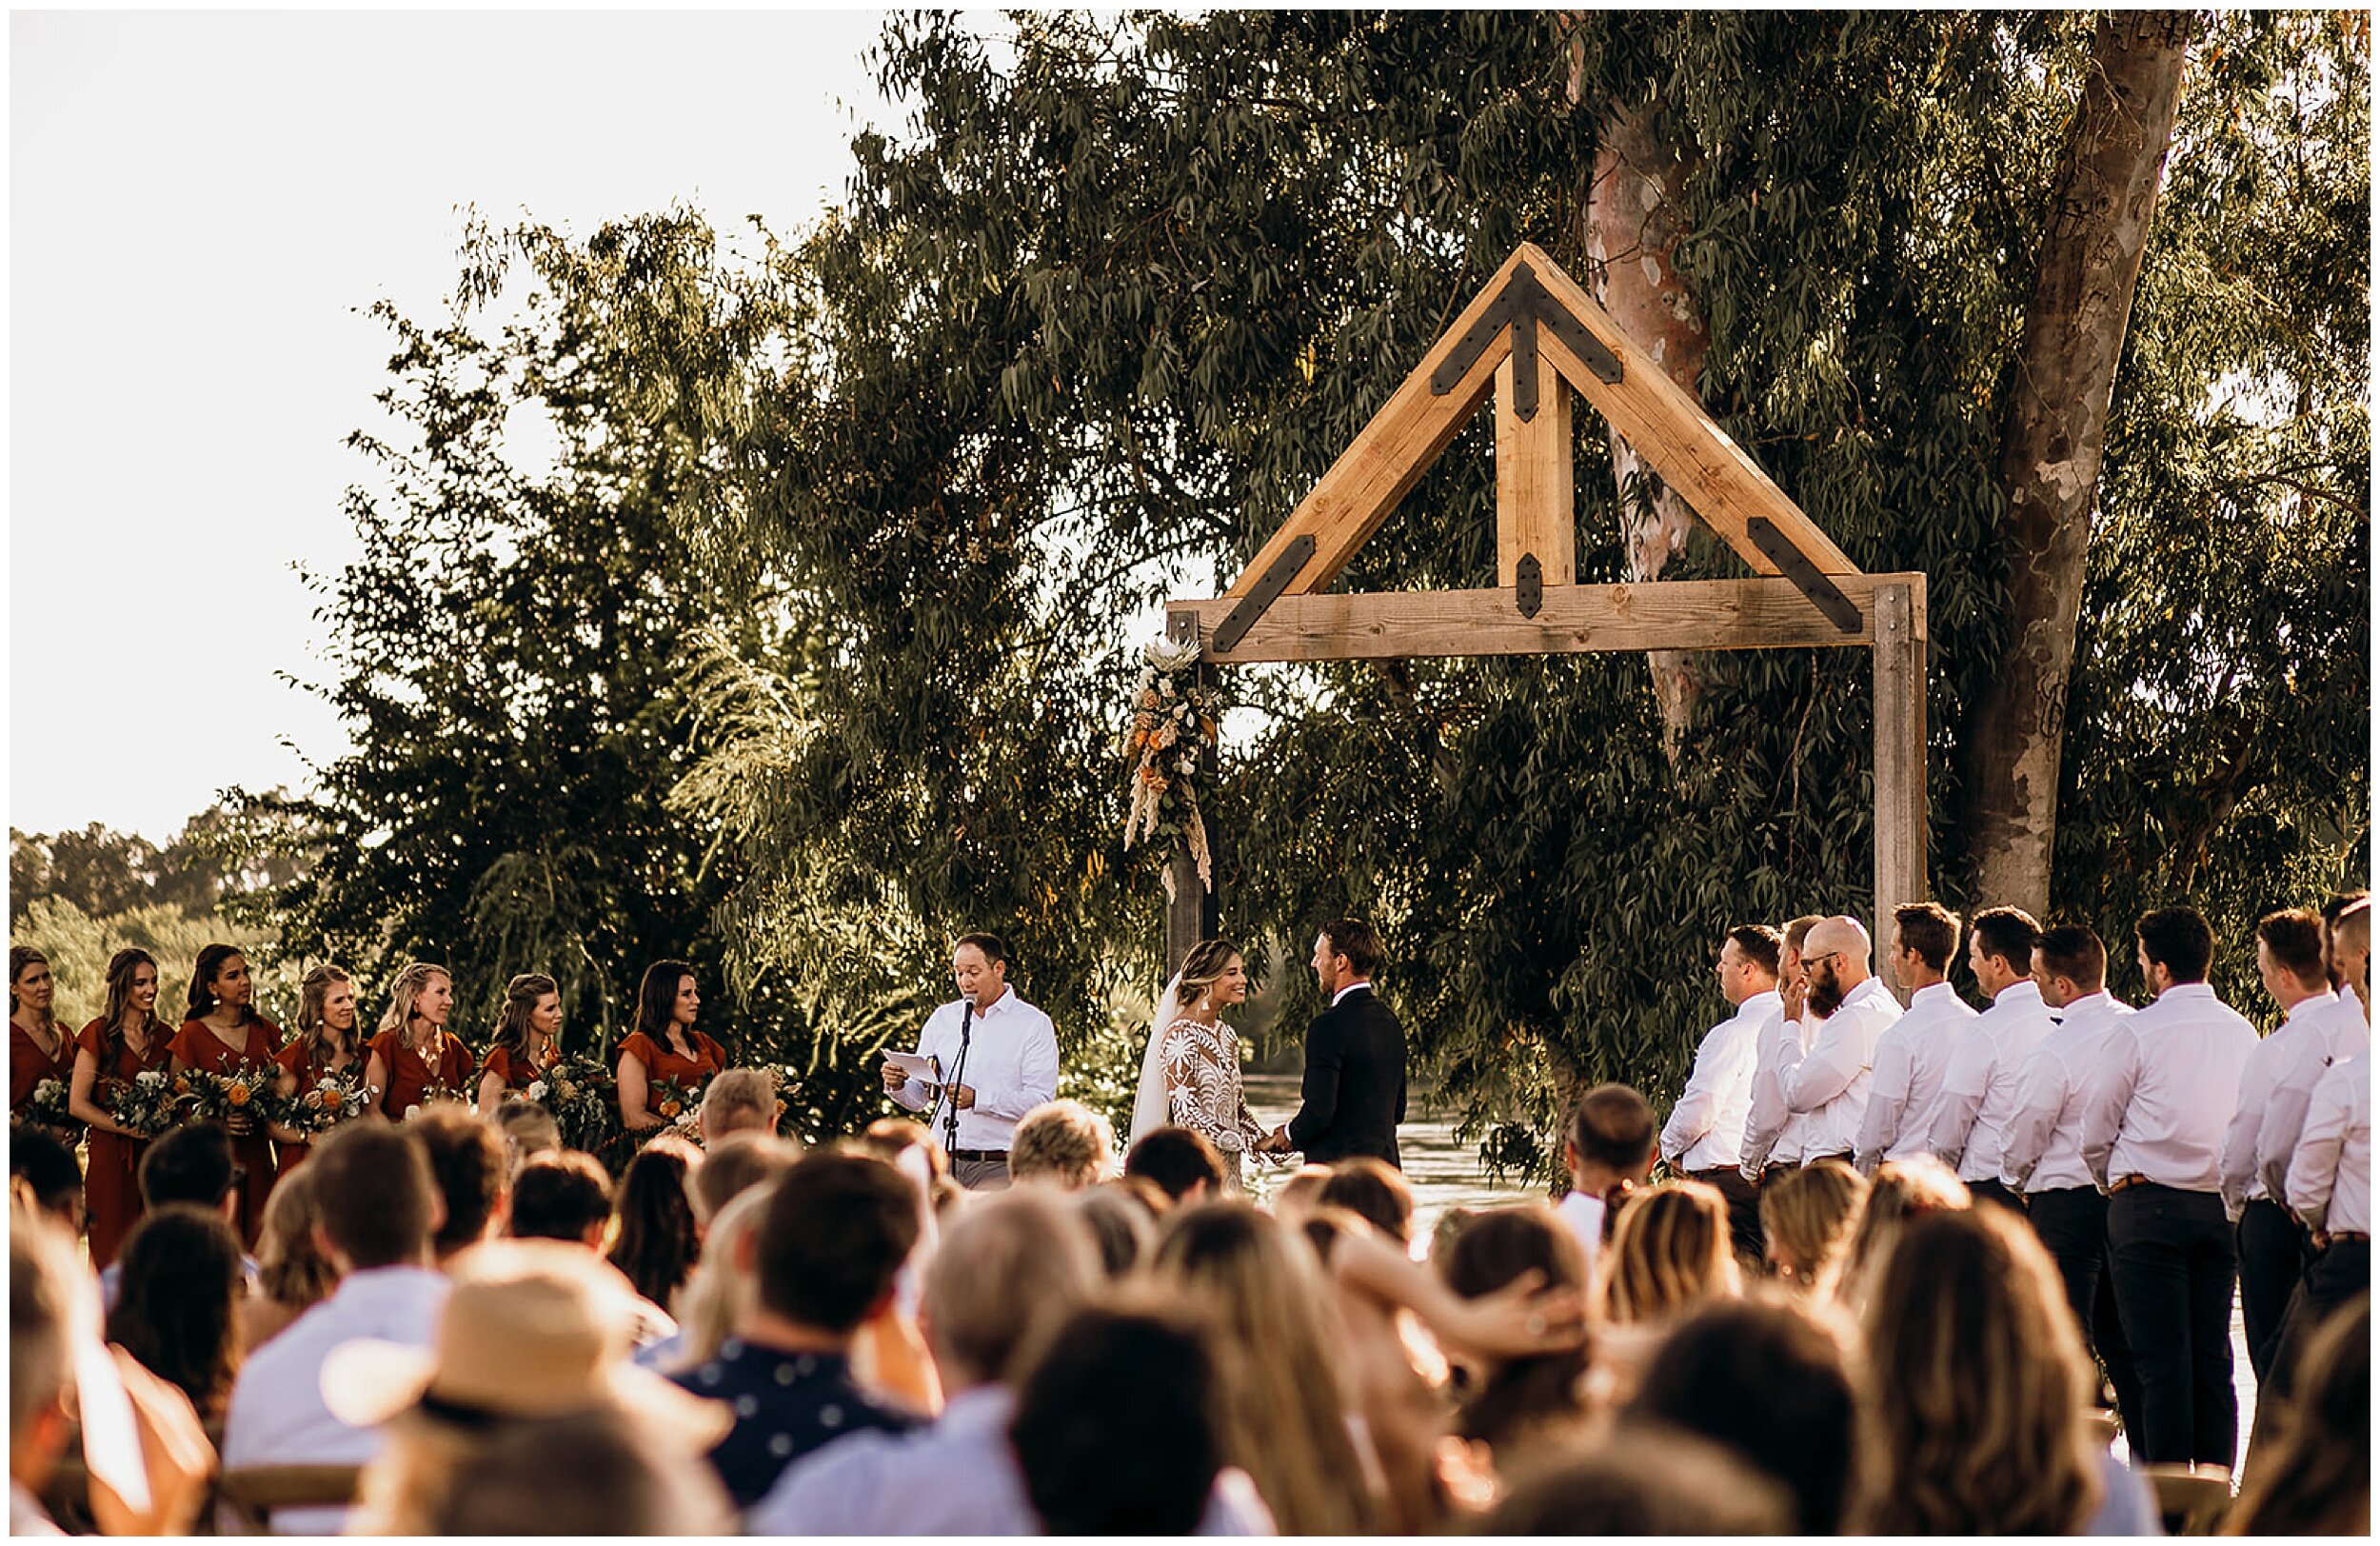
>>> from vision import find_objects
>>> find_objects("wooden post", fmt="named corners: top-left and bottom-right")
top-left (1165, 609), bottom-right (1220, 973)
top-left (1871, 577), bottom-right (1928, 1000)
top-left (1495, 351), bottom-right (1576, 587)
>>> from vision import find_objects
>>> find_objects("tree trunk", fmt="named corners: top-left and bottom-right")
top-left (1963, 12), bottom-right (2195, 916)
top-left (1583, 93), bottom-right (1712, 763)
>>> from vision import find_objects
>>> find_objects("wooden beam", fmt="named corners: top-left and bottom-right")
top-left (1164, 609), bottom-right (1220, 972)
top-left (1495, 349), bottom-right (1575, 587)
top-left (1170, 573), bottom-right (1926, 664)
top-left (1871, 576), bottom-right (1929, 999)
top-left (1521, 241), bottom-right (1861, 577)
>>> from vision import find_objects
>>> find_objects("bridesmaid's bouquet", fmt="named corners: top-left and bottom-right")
top-left (528, 1053), bottom-right (621, 1156)
top-left (22, 1077), bottom-right (80, 1135)
top-left (271, 1072), bottom-right (372, 1137)
top-left (176, 1063), bottom-right (277, 1137)
top-left (106, 1069), bottom-right (178, 1138)
top-left (647, 1073), bottom-right (712, 1140)
top-left (401, 1080), bottom-right (473, 1120)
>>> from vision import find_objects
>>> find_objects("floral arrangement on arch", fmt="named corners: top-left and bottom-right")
top-left (1122, 633), bottom-right (1220, 895)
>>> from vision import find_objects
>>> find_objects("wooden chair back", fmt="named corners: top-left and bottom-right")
top-left (214, 1463), bottom-right (363, 1534)
top-left (2141, 1462), bottom-right (2233, 1536)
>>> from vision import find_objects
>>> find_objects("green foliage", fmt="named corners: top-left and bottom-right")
top-left (10, 807), bottom-right (305, 926)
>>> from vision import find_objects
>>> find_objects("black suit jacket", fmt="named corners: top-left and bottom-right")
top-left (1285, 985), bottom-right (1407, 1168)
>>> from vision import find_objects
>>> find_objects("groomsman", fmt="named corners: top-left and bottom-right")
top-left (1660, 924), bottom-right (1780, 1260)
top-left (1741, 915), bottom-right (1825, 1182)
top-left (1853, 902), bottom-right (1976, 1177)
top-left (1776, 916), bottom-right (1902, 1165)
top-left (2216, 908), bottom-right (2337, 1381)
top-left (2251, 895), bottom-right (2372, 1251)
top-left (2001, 924), bottom-right (2143, 1437)
top-left (2285, 896), bottom-right (2372, 1331)
top-left (2080, 905), bottom-right (2256, 1468)
top-left (1931, 906), bottom-right (2053, 1210)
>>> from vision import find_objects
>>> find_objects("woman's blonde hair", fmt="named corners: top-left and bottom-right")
top-left (665, 1184), bottom-right (775, 1376)
top-left (1172, 938), bottom-right (1244, 1012)
top-left (1852, 1205), bottom-right (2101, 1533)
top-left (376, 962), bottom-right (451, 1044)
top-left (1603, 1180), bottom-right (1739, 1325)
top-left (1759, 1158), bottom-right (1868, 1293)
top-left (256, 1162), bottom-right (338, 1310)
top-left (1837, 1156), bottom-right (1970, 1315)
top-left (1151, 1203), bottom-right (1374, 1533)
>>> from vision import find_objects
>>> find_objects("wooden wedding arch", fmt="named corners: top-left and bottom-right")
top-left (1160, 243), bottom-right (1928, 988)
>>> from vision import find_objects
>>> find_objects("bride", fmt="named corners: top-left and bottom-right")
top-left (1129, 938), bottom-right (1269, 1192)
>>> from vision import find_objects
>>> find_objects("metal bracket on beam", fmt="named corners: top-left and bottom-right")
top-left (1515, 554), bottom-right (1543, 618)
top-left (1747, 518), bottom-right (1863, 634)
top-left (1212, 534), bottom-right (1317, 655)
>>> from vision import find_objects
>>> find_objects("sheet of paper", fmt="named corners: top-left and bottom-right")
top-left (883, 1050), bottom-right (941, 1089)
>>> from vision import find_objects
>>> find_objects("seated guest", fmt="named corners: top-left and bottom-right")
top-left (1124, 1125), bottom-right (1227, 1205)
top-left (700, 1067), bottom-right (782, 1145)
top-left (420, 1406), bottom-right (738, 1536)
top-left (1319, 1157), bottom-right (1415, 1245)
top-left (1757, 1158), bottom-right (1867, 1292)
top-left (106, 1204), bottom-right (246, 1425)
top-left (1010, 1301), bottom-right (1271, 1536)
top-left (1008, 1099), bottom-right (1114, 1190)
top-left (513, 1152), bottom-right (676, 1347)
top-left (673, 1153), bottom-right (922, 1506)
top-left (220, 1121), bottom-right (448, 1533)
top-left (749, 1188), bottom-right (1103, 1531)
top-left (11, 1227), bottom-right (76, 1536)
top-left (1480, 1419), bottom-right (1795, 1535)
top-left (1602, 1180), bottom-right (1739, 1326)
top-left (1265, 1163), bottom-right (1334, 1226)
top-left (1074, 1185), bottom-right (1156, 1278)
top-left (608, 1136), bottom-right (702, 1314)
top-left (2227, 1294), bottom-right (2369, 1535)
top-left (1836, 1154), bottom-right (1969, 1313)
top-left (1554, 1084), bottom-right (1657, 1275)
top-left (1626, 1298), bottom-right (1857, 1533)
top-left (243, 1162), bottom-right (339, 1353)
top-left (101, 1120), bottom-right (254, 1310)
top-left (8, 1124), bottom-right (83, 1242)
top-left (645, 1182), bottom-right (776, 1376)
top-left (410, 1104), bottom-right (509, 1266)
top-left (1853, 1206), bottom-right (2155, 1534)
top-left (492, 1101), bottom-right (560, 1178)
top-left (1437, 1206), bottom-right (1596, 1471)
top-left (688, 1131), bottom-right (798, 1229)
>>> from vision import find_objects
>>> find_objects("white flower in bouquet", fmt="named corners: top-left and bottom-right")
top-left (526, 1079), bottom-right (550, 1102)
top-left (136, 1070), bottom-right (168, 1088)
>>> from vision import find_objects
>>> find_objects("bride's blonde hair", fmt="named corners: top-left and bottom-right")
top-left (1171, 939), bottom-right (1243, 1012)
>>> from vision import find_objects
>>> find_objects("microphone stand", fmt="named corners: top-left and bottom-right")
top-left (940, 997), bottom-right (976, 1160)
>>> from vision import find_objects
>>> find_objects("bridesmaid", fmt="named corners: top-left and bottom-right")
top-left (9, 946), bottom-right (76, 1129)
top-left (615, 960), bottom-right (725, 1133)
top-left (476, 972), bottom-right (561, 1117)
top-left (68, 948), bottom-right (175, 1267)
top-left (363, 961), bottom-right (472, 1120)
top-left (169, 943), bottom-right (283, 1247)
top-left (269, 963), bottom-right (365, 1178)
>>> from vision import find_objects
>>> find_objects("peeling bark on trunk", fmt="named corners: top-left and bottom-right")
top-left (1584, 95), bottom-right (1711, 764)
top-left (1963, 12), bottom-right (2194, 917)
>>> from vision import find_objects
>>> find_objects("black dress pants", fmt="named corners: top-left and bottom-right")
top-left (1689, 1166), bottom-right (1765, 1265)
top-left (2028, 1185), bottom-right (2146, 1437)
top-left (2108, 1182), bottom-right (2237, 1466)
top-left (1967, 1175), bottom-right (2027, 1214)
top-left (2234, 1197), bottom-right (2310, 1383)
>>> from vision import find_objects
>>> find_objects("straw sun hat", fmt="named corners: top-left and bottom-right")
top-left (322, 1239), bottom-right (729, 1446)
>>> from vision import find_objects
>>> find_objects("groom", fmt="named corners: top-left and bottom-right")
top-left (1256, 919), bottom-right (1408, 1168)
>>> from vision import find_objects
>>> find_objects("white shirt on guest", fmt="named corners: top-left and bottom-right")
top-left (745, 1382), bottom-right (1275, 1535)
top-left (888, 987), bottom-right (1061, 1154)
top-left (1931, 978), bottom-right (2055, 1183)
top-left (219, 1264), bottom-right (448, 1534)
top-left (1555, 1190), bottom-right (1608, 1279)
top-left (2287, 1049), bottom-right (2370, 1237)
top-left (2256, 991), bottom-right (2370, 1206)
top-left (1853, 981), bottom-right (1976, 1174)
top-left (2001, 991), bottom-right (2135, 1195)
top-left (1740, 1012), bottom-right (1817, 1178)
top-left (1779, 974), bottom-right (1902, 1160)
top-left (2079, 982), bottom-right (2258, 1192)
top-left (1660, 989), bottom-right (1775, 1173)
top-left (2219, 989), bottom-right (2339, 1216)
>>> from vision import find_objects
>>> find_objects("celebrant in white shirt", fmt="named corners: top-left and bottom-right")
top-left (884, 933), bottom-right (1061, 1190)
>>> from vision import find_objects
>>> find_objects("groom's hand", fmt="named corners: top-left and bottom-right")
top-left (1255, 1125), bottom-right (1291, 1156)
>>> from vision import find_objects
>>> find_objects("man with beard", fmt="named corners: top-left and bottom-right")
top-left (1776, 917), bottom-right (1903, 1166)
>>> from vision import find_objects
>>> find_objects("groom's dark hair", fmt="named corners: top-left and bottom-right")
top-left (1320, 919), bottom-right (1382, 978)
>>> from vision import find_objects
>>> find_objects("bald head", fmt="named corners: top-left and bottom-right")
top-left (1802, 917), bottom-right (1873, 1017)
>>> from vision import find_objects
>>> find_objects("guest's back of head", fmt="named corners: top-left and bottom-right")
top-left (310, 1120), bottom-right (439, 1268)
top-left (924, 1188), bottom-right (1101, 1387)
top-left (1758, 1158), bottom-right (1867, 1291)
top-left (10, 1123), bottom-right (83, 1232)
top-left (1482, 1418), bottom-right (1795, 1535)
top-left (2227, 1294), bottom-right (2370, 1535)
top-left (687, 1132), bottom-right (797, 1227)
top-left (1839, 1155), bottom-right (1970, 1312)
top-left (137, 1120), bottom-right (236, 1209)
top-left (254, 1162), bottom-right (338, 1311)
top-left (1008, 1099), bottom-right (1114, 1190)
top-left (1318, 1157), bottom-right (1413, 1243)
top-left (1439, 1205), bottom-right (1595, 1456)
top-left (1267, 1164), bottom-right (1333, 1226)
top-left (1074, 1184), bottom-right (1156, 1278)
top-left (419, 1407), bottom-right (738, 1535)
top-left (607, 1137), bottom-right (702, 1310)
top-left (509, 1152), bottom-right (615, 1246)
top-left (756, 1153), bottom-right (921, 1333)
top-left (1010, 1300), bottom-right (1225, 1536)
top-left (1124, 1125), bottom-right (1226, 1203)
top-left (410, 1105), bottom-right (510, 1258)
top-left (699, 1067), bottom-right (779, 1143)
top-left (493, 1102), bottom-right (560, 1175)
top-left (667, 1183), bottom-right (776, 1374)
top-left (105, 1203), bottom-right (245, 1420)
top-left (1628, 1297), bottom-right (1856, 1533)
top-left (1604, 1180), bottom-right (1738, 1325)
top-left (11, 1223), bottom-right (75, 1474)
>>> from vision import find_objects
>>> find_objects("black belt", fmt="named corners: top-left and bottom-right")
top-left (949, 1148), bottom-right (1009, 1163)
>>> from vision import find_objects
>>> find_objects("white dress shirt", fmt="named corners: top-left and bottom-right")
top-left (1740, 1013), bottom-right (1816, 1177)
top-left (219, 1264), bottom-right (449, 1534)
top-left (2000, 991), bottom-right (2135, 1194)
top-left (2079, 982), bottom-right (2258, 1192)
top-left (1931, 978), bottom-right (2055, 1183)
top-left (745, 1382), bottom-right (1275, 1535)
top-left (1660, 989), bottom-right (1775, 1172)
top-left (1853, 981), bottom-right (1977, 1174)
top-left (2256, 991), bottom-right (2370, 1205)
top-left (1778, 974), bottom-right (1902, 1160)
top-left (1555, 1189), bottom-right (1608, 1279)
top-left (2219, 990), bottom-right (2337, 1216)
top-left (888, 988), bottom-right (1061, 1153)
top-left (2286, 1049), bottom-right (2370, 1236)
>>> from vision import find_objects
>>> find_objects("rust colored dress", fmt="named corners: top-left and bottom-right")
top-left (480, 1041), bottom-right (554, 1095)
top-left (169, 1018), bottom-right (283, 1248)
top-left (9, 1018), bottom-right (77, 1118)
top-left (615, 1029), bottom-right (725, 1129)
top-left (270, 1036), bottom-right (363, 1179)
top-left (76, 1017), bottom-right (174, 1269)
top-left (369, 1027), bottom-right (473, 1120)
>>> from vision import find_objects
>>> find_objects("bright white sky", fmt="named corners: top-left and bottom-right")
top-left (10, 10), bottom-right (901, 842)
